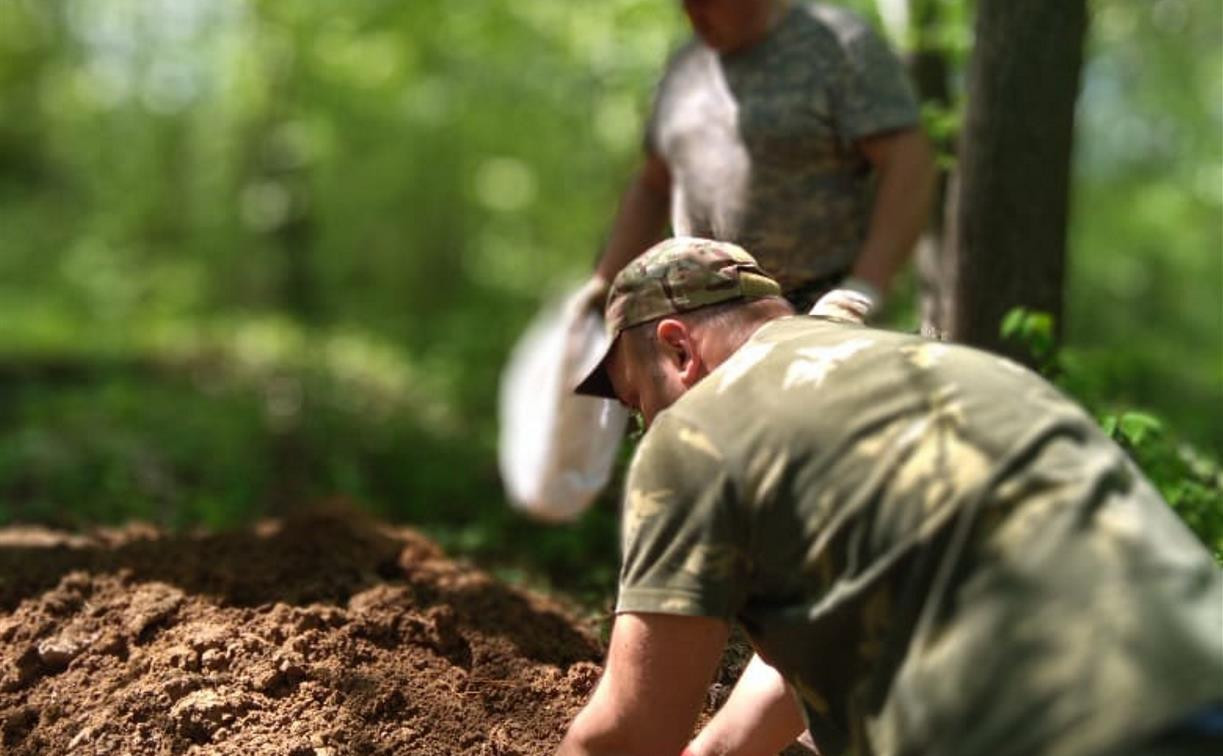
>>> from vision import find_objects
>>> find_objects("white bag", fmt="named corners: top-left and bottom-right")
top-left (498, 284), bottom-right (629, 522)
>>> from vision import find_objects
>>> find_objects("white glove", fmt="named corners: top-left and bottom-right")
top-left (809, 285), bottom-right (876, 324)
top-left (840, 276), bottom-right (882, 310)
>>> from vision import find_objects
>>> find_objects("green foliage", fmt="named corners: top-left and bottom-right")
top-left (0, 327), bottom-right (624, 597)
top-left (1106, 412), bottom-right (1223, 562)
top-left (1003, 307), bottom-right (1223, 561)
top-left (0, 1), bottom-right (1218, 590)
top-left (0, 0), bottom-right (691, 597)
top-left (1000, 308), bottom-right (1057, 365)
top-left (1069, 0), bottom-right (1223, 453)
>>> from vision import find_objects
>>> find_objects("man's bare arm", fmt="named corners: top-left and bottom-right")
top-left (557, 612), bottom-right (727, 755)
top-left (850, 127), bottom-right (936, 301)
top-left (587, 152), bottom-right (672, 302)
top-left (685, 653), bottom-right (811, 756)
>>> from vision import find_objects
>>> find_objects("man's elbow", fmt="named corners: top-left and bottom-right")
top-left (913, 130), bottom-right (937, 180)
top-left (870, 127), bottom-right (932, 167)
top-left (893, 127), bottom-right (935, 174)
top-left (886, 128), bottom-right (937, 203)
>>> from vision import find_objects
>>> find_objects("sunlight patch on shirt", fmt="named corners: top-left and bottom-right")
top-left (782, 338), bottom-right (874, 390)
top-left (995, 356), bottom-right (1029, 375)
top-left (678, 426), bottom-right (722, 461)
top-left (745, 445), bottom-right (788, 508)
top-left (855, 423), bottom-right (901, 459)
top-left (624, 488), bottom-right (670, 541)
top-left (901, 342), bottom-right (951, 369)
top-left (659, 596), bottom-right (700, 614)
top-left (756, 454), bottom-right (788, 507)
top-left (1096, 499), bottom-right (1143, 543)
top-left (717, 341), bottom-right (776, 394)
top-left (890, 387), bottom-right (989, 512)
top-left (682, 544), bottom-right (742, 578)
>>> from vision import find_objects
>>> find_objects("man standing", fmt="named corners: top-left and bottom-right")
top-left (584, 0), bottom-right (935, 313)
top-left (559, 237), bottom-right (1223, 755)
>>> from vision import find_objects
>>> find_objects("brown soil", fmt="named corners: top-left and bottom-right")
top-left (0, 510), bottom-right (605, 755)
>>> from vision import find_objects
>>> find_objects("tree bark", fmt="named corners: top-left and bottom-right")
top-left (946, 0), bottom-right (1087, 361)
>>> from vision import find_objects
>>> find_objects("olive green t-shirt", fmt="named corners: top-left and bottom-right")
top-left (617, 316), bottom-right (1223, 756)
top-left (646, 3), bottom-right (919, 291)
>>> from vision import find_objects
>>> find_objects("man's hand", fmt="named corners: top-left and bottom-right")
top-left (577, 274), bottom-right (611, 315)
top-left (557, 612), bottom-right (728, 755)
top-left (684, 654), bottom-right (810, 756)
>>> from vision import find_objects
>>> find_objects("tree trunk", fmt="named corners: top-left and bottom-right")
top-left (945, 0), bottom-right (1087, 361)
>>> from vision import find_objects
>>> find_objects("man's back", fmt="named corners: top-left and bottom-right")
top-left (619, 316), bottom-right (1223, 755)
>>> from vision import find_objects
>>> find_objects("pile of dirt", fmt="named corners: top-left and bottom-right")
top-left (0, 511), bottom-right (604, 754)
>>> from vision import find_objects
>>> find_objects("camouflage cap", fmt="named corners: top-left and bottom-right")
top-left (574, 237), bottom-right (782, 399)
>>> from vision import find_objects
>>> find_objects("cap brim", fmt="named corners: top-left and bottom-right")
top-left (573, 336), bottom-right (618, 400)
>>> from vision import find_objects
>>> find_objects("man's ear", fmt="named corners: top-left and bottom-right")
top-left (655, 318), bottom-right (703, 386)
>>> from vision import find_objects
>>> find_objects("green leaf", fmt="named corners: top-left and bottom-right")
top-left (1099, 413), bottom-right (1118, 437)
top-left (1000, 308), bottom-right (1026, 340)
top-left (1000, 307), bottom-right (1057, 363)
top-left (1119, 412), bottom-right (1163, 447)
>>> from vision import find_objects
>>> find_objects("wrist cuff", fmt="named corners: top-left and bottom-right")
top-left (840, 277), bottom-right (883, 310)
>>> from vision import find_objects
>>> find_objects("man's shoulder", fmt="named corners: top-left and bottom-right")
top-left (658, 36), bottom-right (710, 78)
top-left (736, 315), bottom-right (903, 359)
top-left (648, 317), bottom-right (896, 481)
top-left (779, 1), bottom-right (897, 70)
top-left (795, 1), bottom-right (878, 43)
top-left (675, 316), bottom-right (893, 410)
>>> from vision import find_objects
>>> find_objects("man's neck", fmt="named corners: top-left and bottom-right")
top-left (752, 0), bottom-right (795, 47)
top-left (702, 312), bottom-right (787, 372)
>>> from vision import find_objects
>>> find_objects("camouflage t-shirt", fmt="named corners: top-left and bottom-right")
top-left (617, 316), bottom-right (1223, 756)
top-left (646, 3), bottom-right (919, 291)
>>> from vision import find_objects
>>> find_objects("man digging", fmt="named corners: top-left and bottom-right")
top-left (558, 237), bottom-right (1223, 755)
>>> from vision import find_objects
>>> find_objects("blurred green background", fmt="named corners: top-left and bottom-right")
top-left (0, 0), bottom-right (1219, 593)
